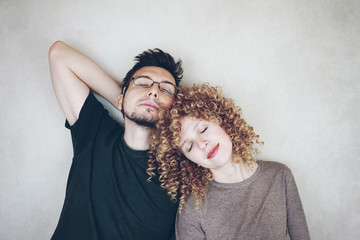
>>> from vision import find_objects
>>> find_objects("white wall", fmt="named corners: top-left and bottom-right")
top-left (1, 0), bottom-right (359, 239)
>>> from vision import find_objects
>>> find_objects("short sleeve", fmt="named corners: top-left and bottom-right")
top-left (65, 92), bottom-right (122, 155)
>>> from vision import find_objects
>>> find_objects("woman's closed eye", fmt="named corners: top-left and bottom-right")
top-left (184, 126), bottom-right (208, 152)
top-left (187, 143), bottom-right (193, 152)
top-left (200, 127), bottom-right (208, 134)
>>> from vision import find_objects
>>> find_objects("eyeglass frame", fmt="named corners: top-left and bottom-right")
top-left (122, 75), bottom-right (178, 95)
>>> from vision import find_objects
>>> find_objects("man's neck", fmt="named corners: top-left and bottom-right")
top-left (123, 118), bottom-right (153, 151)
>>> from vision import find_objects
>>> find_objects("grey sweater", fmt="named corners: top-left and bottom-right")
top-left (175, 161), bottom-right (310, 240)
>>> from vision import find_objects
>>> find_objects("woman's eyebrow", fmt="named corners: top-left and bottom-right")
top-left (179, 122), bottom-right (200, 147)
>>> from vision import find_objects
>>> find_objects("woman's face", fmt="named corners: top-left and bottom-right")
top-left (179, 117), bottom-right (233, 171)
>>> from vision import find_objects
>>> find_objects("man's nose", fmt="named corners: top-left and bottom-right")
top-left (147, 84), bottom-right (159, 98)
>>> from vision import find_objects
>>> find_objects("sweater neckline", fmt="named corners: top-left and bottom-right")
top-left (210, 160), bottom-right (263, 188)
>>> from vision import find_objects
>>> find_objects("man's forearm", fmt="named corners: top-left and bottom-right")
top-left (49, 41), bottom-right (122, 107)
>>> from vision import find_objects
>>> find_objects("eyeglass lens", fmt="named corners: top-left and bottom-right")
top-left (133, 77), bottom-right (176, 94)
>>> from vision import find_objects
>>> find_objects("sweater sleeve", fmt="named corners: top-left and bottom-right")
top-left (175, 198), bottom-right (206, 240)
top-left (285, 168), bottom-right (311, 240)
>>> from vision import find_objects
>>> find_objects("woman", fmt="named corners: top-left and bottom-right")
top-left (148, 84), bottom-right (310, 240)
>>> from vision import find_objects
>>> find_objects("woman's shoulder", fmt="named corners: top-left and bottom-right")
top-left (180, 194), bottom-right (204, 216)
top-left (258, 160), bottom-right (293, 175)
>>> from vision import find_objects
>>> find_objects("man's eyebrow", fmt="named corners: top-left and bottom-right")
top-left (161, 80), bottom-right (175, 85)
top-left (134, 75), bottom-right (151, 79)
top-left (135, 75), bottom-right (175, 85)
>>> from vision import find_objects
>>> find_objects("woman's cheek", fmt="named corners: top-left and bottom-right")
top-left (190, 152), bottom-right (202, 165)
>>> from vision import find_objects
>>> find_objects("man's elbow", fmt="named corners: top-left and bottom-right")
top-left (48, 41), bottom-right (67, 61)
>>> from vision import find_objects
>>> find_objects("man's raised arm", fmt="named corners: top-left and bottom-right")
top-left (48, 41), bottom-right (122, 125)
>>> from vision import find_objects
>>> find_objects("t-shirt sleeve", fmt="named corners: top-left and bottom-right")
top-left (285, 168), bottom-right (311, 240)
top-left (65, 91), bottom-right (121, 156)
top-left (175, 197), bottom-right (206, 240)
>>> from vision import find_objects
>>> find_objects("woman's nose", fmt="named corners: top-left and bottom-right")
top-left (198, 139), bottom-right (209, 149)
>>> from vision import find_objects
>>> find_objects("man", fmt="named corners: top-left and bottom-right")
top-left (48, 41), bottom-right (183, 240)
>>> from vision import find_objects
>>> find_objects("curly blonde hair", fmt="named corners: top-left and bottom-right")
top-left (147, 83), bottom-right (262, 212)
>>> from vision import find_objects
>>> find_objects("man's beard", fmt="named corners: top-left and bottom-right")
top-left (124, 109), bottom-right (156, 128)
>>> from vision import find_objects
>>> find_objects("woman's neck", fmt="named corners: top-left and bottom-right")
top-left (212, 161), bottom-right (258, 184)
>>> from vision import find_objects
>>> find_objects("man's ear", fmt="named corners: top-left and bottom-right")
top-left (117, 94), bottom-right (124, 111)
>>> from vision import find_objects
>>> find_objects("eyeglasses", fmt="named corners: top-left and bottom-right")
top-left (131, 76), bottom-right (177, 95)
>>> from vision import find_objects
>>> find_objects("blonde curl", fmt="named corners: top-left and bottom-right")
top-left (147, 83), bottom-right (262, 212)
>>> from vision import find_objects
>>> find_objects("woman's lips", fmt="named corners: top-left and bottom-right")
top-left (207, 143), bottom-right (219, 159)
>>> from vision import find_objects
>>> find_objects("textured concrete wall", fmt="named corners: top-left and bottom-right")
top-left (1, 0), bottom-right (359, 239)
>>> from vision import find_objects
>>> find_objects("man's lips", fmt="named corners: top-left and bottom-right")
top-left (139, 100), bottom-right (159, 109)
top-left (207, 143), bottom-right (219, 159)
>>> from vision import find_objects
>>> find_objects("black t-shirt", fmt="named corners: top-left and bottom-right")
top-left (51, 92), bottom-right (178, 240)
